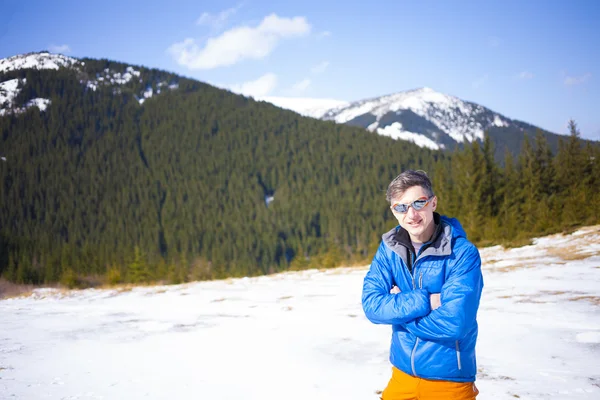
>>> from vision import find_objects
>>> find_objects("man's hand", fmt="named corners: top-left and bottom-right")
top-left (390, 287), bottom-right (440, 310)
top-left (430, 293), bottom-right (441, 310)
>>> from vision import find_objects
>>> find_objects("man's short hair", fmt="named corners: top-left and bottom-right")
top-left (386, 170), bottom-right (434, 203)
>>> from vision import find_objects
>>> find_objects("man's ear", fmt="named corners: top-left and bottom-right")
top-left (432, 196), bottom-right (437, 211)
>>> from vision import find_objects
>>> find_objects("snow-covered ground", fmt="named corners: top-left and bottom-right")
top-left (1, 226), bottom-right (599, 399)
top-left (0, 79), bottom-right (23, 116)
top-left (0, 78), bottom-right (51, 117)
top-left (376, 122), bottom-right (442, 150)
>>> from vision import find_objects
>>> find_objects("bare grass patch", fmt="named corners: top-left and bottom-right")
top-left (569, 296), bottom-right (600, 306)
top-left (0, 279), bottom-right (35, 299)
top-left (546, 246), bottom-right (595, 261)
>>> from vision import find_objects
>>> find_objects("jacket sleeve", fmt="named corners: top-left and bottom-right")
top-left (403, 243), bottom-right (483, 341)
top-left (362, 241), bottom-right (431, 325)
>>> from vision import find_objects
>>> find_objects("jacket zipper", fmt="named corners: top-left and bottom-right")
top-left (411, 337), bottom-right (419, 376)
top-left (400, 228), bottom-right (441, 377)
top-left (455, 341), bottom-right (462, 370)
top-left (410, 254), bottom-right (423, 376)
top-left (410, 250), bottom-right (415, 287)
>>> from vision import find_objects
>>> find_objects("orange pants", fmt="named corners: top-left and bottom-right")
top-left (381, 367), bottom-right (479, 400)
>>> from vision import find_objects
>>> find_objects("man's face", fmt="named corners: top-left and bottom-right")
top-left (390, 185), bottom-right (437, 243)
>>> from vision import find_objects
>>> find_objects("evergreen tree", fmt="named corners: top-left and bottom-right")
top-left (127, 247), bottom-right (150, 284)
top-left (555, 120), bottom-right (587, 226)
top-left (498, 149), bottom-right (519, 239)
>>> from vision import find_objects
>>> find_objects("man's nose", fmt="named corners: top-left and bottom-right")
top-left (407, 205), bottom-right (418, 217)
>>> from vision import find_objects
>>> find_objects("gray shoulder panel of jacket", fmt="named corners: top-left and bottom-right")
top-left (420, 221), bottom-right (453, 258)
top-left (382, 227), bottom-right (409, 263)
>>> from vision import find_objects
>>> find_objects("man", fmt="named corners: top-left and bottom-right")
top-left (362, 170), bottom-right (483, 400)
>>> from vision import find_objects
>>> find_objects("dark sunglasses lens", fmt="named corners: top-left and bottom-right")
top-left (394, 204), bottom-right (408, 213)
top-left (412, 199), bottom-right (427, 210)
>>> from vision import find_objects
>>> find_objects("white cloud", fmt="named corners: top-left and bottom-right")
top-left (48, 44), bottom-right (71, 54)
top-left (292, 78), bottom-right (311, 92)
top-left (518, 71), bottom-right (534, 80)
top-left (472, 74), bottom-right (489, 89)
top-left (310, 61), bottom-right (329, 74)
top-left (197, 4), bottom-right (242, 28)
top-left (169, 14), bottom-right (311, 70)
top-left (564, 73), bottom-right (591, 86)
top-left (230, 73), bottom-right (278, 97)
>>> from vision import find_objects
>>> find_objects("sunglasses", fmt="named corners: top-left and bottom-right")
top-left (391, 196), bottom-right (434, 214)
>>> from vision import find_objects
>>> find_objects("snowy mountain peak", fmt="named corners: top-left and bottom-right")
top-left (0, 52), bottom-right (182, 116)
top-left (259, 88), bottom-right (515, 151)
top-left (0, 52), bottom-right (78, 117)
top-left (316, 87), bottom-right (513, 150)
top-left (0, 52), bottom-right (81, 73)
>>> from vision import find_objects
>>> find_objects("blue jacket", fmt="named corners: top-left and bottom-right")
top-left (362, 215), bottom-right (483, 382)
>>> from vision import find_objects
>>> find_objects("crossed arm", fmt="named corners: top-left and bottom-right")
top-left (362, 244), bottom-right (483, 342)
top-left (390, 285), bottom-right (441, 310)
top-left (361, 243), bottom-right (432, 325)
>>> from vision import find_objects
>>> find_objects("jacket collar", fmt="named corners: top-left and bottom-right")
top-left (382, 213), bottom-right (453, 261)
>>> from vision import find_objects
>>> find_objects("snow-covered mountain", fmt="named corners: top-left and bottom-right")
top-left (0, 53), bottom-right (83, 116)
top-left (262, 87), bottom-right (524, 151)
top-left (0, 52), bottom-right (80, 73)
top-left (0, 52), bottom-right (179, 117)
top-left (0, 77), bottom-right (54, 117)
top-left (323, 87), bottom-right (513, 150)
top-left (2, 52), bottom-right (564, 155)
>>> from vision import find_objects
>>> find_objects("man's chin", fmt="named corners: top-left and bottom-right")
top-left (405, 224), bottom-right (422, 233)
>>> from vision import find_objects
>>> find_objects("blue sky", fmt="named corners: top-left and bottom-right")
top-left (1, 0), bottom-right (599, 139)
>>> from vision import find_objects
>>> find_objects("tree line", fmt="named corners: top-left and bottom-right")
top-left (434, 121), bottom-right (599, 246)
top-left (0, 59), bottom-right (598, 287)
